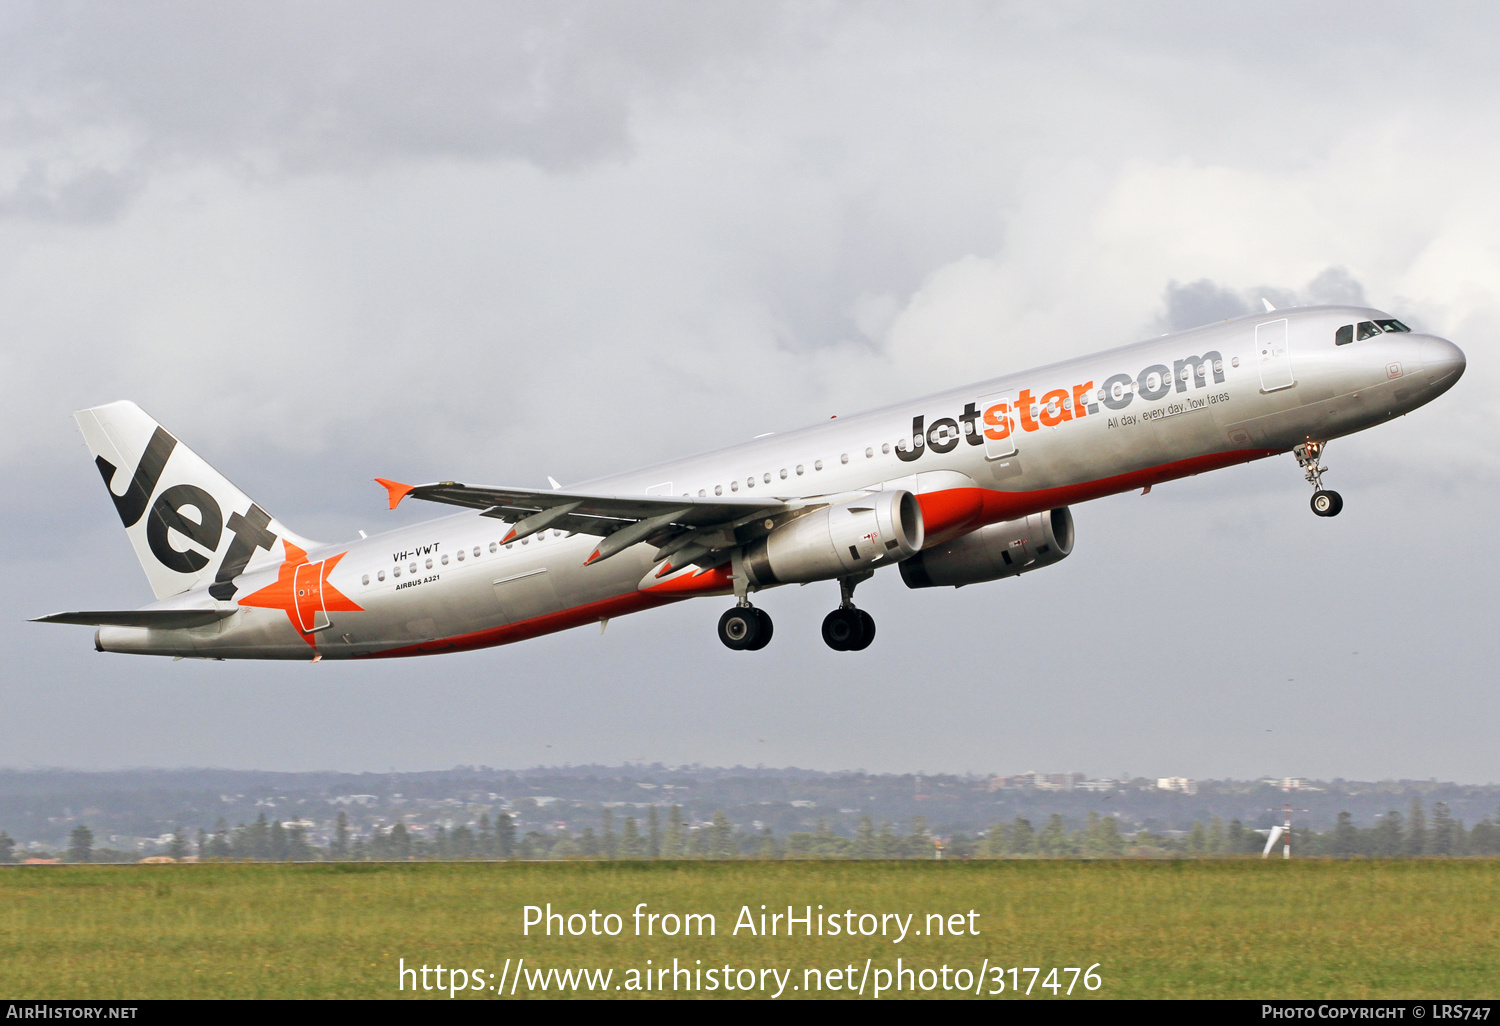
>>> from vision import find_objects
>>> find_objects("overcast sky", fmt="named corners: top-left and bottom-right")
top-left (2, 2), bottom-right (1497, 782)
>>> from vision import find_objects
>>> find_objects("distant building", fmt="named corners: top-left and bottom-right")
top-left (995, 771), bottom-right (1087, 791)
top-left (1157, 777), bottom-right (1198, 795)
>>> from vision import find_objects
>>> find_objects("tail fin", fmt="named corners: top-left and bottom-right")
top-left (75, 401), bottom-right (321, 601)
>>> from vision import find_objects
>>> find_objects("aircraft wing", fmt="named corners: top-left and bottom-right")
top-left (376, 478), bottom-right (790, 567)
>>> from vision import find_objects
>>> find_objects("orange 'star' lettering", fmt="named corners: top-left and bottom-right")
top-left (1040, 388), bottom-right (1072, 427)
top-left (982, 403), bottom-right (1011, 440)
top-left (1015, 389), bottom-right (1040, 432)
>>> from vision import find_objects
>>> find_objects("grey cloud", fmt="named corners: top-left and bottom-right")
top-left (1305, 266), bottom-right (1368, 306)
top-left (0, 1), bottom-right (780, 220)
top-left (1159, 267), bottom-right (1371, 332)
top-left (1160, 279), bottom-right (1252, 331)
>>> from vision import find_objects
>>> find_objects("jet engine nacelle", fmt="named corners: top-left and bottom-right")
top-left (743, 490), bottom-right (925, 587)
top-left (899, 507), bottom-right (1074, 589)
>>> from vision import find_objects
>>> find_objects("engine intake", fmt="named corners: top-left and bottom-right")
top-left (744, 490), bottom-right (924, 587)
top-left (899, 507), bottom-right (1073, 589)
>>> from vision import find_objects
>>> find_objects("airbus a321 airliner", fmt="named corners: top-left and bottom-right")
top-left (37, 304), bottom-right (1464, 659)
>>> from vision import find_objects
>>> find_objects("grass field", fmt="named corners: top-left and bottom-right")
top-left (1, 859), bottom-right (1497, 999)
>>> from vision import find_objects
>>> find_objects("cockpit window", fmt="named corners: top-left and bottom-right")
top-left (1338, 318), bottom-right (1412, 344)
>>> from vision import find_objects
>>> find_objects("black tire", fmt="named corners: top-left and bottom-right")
top-left (718, 607), bottom-right (760, 650)
top-left (745, 608), bottom-right (774, 651)
top-left (821, 608), bottom-right (865, 651)
top-left (1311, 490), bottom-right (1343, 517)
top-left (847, 609), bottom-right (876, 651)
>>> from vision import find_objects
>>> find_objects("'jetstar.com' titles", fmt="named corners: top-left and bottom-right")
top-left (893, 350), bottom-right (1226, 462)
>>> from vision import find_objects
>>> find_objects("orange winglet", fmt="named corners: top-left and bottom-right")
top-left (375, 478), bottom-right (417, 510)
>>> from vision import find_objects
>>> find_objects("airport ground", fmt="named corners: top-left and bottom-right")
top-left (1, 859), bottom-right (1496, 999)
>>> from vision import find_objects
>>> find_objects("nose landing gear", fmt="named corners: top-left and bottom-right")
top-left (1295, 441), bottom-right (1343, 517)
top-left (822, 573), bottom-right (875, 652)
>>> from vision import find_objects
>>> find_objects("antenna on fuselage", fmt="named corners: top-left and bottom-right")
top-left (1262, 297), bottom-right (1277, 312)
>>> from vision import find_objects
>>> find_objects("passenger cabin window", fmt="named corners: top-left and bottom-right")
top-left (1336, 325), bottom-right (1354, 345)
top-left (489, 542), bottom-right (497, 553)
top-left (779, 469), bottom-right (788, 480)
top-left (473, 546), bottom-right (480, 557)
top-left (441, 554), bottom-right (449, 565)
top-left (456, 550), bottom-right (464, 561)
top-left (378, 570), bottom-right (385, 582)
top-left (361, 574), bottom-right (370, 586)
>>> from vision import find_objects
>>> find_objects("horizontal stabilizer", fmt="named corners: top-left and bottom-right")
top-left (32, 609), bottom-right (238, 629)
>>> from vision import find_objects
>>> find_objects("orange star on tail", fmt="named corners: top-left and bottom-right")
top-left (239, 541), bottom-right (363, 648)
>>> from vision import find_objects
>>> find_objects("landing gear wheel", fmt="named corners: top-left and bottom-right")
top-left (1296, 442), bottom-right (1343, 518)
top-left (744, 608), bottom-right (773, 651)
top-left (1310, 490), bottom-right (1343, 517)
top-left (718, 607), bottom-right (764, 651)
top-left (848, 609), bottom-right (876, 651)
top-left (822, 608), bottom-right (869, 651)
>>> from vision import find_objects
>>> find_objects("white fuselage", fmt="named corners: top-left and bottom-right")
top-left (95, 306), bottom-right (1465, 659)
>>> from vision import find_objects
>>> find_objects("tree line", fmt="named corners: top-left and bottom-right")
top-left (3, 797), bottom-right (1498, 863)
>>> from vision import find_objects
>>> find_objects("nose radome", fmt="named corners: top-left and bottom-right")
top-left (1424, 336), bottom-right (1466, 392)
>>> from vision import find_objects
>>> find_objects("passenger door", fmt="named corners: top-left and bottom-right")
top-left (1256, 318), bottom-right (1295, 392)
top-left (293, 560), bottom-right (331, 633)
top-left (977, 392), bottom-right (1017, 458)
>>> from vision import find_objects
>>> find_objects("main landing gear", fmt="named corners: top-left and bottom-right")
top-left (718, 604), bottom-right (773, 651)
top-left (1295, 441), bottom-right (1343, 518)
top-left (716, 574), bottom-right (878, 652)
top-left (822, 574), bottom-right (875, 652)
top-left (719, 548), bottom-right (774, 651)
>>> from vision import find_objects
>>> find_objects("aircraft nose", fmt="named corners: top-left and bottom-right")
top-left (1423, 336), bottom-right (1466, 394)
